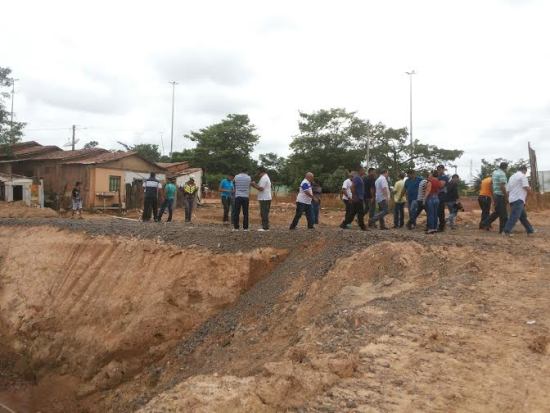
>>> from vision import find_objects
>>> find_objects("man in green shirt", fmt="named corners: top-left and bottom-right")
top-left (158, 178), bottom-right (177, 222)
top-left (482, 162), bottom-right (508, 233)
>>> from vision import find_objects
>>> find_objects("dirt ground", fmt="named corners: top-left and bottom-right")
top-left (0, 200), bottom-right (549, 412)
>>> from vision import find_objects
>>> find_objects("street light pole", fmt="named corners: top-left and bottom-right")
top-left (10, 78), bottom-right (19, 134)
top-left (405, 70), bottom-right (415, 156)
top-left (169, 81), bottom-right (178, 160)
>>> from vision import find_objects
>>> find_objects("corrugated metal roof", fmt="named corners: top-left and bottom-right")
top-left (30, 148), bottom-right (108, 161)
top-left (0, 172), bottom-right (33, 181)
top-left (63, 151), bottom-right (137, 165)
top-left (173, 167), bottom-right (202, 176)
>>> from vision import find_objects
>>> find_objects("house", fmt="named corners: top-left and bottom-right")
top-left (1, 142), bottom-right (165, 209)
top-left (0, 172), bottom-right (42, 207)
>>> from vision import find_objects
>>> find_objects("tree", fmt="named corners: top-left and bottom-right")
top-left (368, 126), bottom-right (464, 181)
top-left (0, 67), bottom-right (25, 150)
top-left (83, 140), bottom-right (99, 149)
top-left (118, 141), bottom-right (161, 162)
top-left (183, 114), bottom-right (260, 177)
top-left (286, 109), bottom-right (367, 188)
top-left (258, 152), bottom-right (288, 185)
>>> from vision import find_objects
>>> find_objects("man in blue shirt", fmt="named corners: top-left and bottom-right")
top-left (404, 170), bottom-right (422, 211)
top-left (339, 168), bottom-right (367, 231)
top-left (219, 174), bottom-right (234, 224)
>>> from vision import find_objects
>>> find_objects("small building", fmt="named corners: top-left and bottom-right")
top-left (0, 172), bottom-right (39, 206)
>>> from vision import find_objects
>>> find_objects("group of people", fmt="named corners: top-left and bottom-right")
top-left (141, 172), bottom-right (198, 223)
top-left (331, 165), bottom-right (462, 233)
top-left (478, 162), bottom-right (535, 236)
top-left (127, 162), bottom-right (535, 237)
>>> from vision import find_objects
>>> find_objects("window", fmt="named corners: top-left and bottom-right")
top-left (109, 175), bottom-right (121, 192)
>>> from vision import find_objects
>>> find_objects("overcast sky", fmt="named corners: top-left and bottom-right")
top-left (3, 0), bottom-right (550, 178)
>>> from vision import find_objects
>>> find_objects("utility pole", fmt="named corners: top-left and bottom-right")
top-left (72, 125), bottom-right (76, 151)
top-left (405, 70), bottom-right (416, 155)
top-left (10, 78), bottom-right (19, 136)
top-left (169, 81), bottom-right (178, 160)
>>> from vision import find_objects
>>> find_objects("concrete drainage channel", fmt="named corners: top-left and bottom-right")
top-left (0, 225), bottom-right (289, 412)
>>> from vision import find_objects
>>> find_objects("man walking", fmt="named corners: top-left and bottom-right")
top-left (340, 168), bottom-right (367, 230)
top-left (503, 166), bottom-right (535, 236)
top-left (142, 172), bottom-right (162, 222)
top-left (369, 169), bottom-right (390, 230)
top-left (445, 174), bottom-right (460, 229)
top-left (233, 169), bottom-right (252, 231)
top-left (482, 162), bottom-right (509, 233)
top-left (289, 172), bottom-right (314, 230)
top-left (404, 170), bottom-right (421, 217)
top-left (219, 174), bottom-right (234, 225)
top-left (364, 168), bottom-right (377, 225)
top-left (256, 167), bottom-right (272, 231)
top-left (341, 172), bottom-right (353, 227)
top-left (393, 172), bottom-right (406, 228)
top-left (71, 181), bottom-right (83, 219)
top-left (406, 172), bottom-right (429, 230)
top-left (183, 177), bottom-right (198, 222)
top-left (436, 164), bottom-right (450, 232)
top-left (158, 177), bottom-right (177, 222)
top-left (478, 175), bottom-right (492, 229)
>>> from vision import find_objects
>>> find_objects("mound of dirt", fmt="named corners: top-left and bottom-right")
top-left (0, 201), bottom-right (57, 218)
top-left (0, 226), bottom-right (286, 408)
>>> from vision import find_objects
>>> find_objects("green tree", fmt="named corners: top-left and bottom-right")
top-left (286, 108), bottom-right (367, 188)
top-left (83, 140), bottom-right (99, 149)
top-left (0, 67), bottom-right (25, 150)
top-left (183, 114), bottom-right (260, 176)
top-left (369, 126), bottom-right (463, 181)
top-left (118, 141), bottom-right (161, 162)
top-left (258, 152), bottom-right (288, 184)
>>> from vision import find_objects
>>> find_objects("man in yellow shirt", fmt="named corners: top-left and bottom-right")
top-left (393, 172), bottom-right (406, 228)
top-left (478, 176), bottom-right (492, 229)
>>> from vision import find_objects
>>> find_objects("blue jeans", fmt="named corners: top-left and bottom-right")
top-left (158, 198), bottom-right (174, 221)
top-left (504, 200), bottom-right (534, 234)
top-left (371, 200), bottom-right (389, 228)
top-left (393, 202), bottom-right (405, 227)
top-left (408, 199), bottom-right (424, 227)
top-left (446, 201), bottom-right (458, 227)
top-left (310, 202), bottom-right (320, 225)
top-left (426, 196), bottom-right (440, 231)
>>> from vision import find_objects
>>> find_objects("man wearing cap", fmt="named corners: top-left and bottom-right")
top-left (482, 162), bottom-right (509, 233)
top-left (183, 177), bottom-right (198, 223)
top-left (436, 164), bottom-right (450, 231)
top-left (503, 165), bottom-right (534, 236)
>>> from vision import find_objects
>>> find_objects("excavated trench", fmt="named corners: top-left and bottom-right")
top-left (0, 226), bottom-right (288, 412)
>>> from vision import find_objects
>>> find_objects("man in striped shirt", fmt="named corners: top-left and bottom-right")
top-left (233, 169), bottom-right (253, 230)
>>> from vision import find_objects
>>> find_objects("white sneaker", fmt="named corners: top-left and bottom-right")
top-left (231, 228), bottom-right (239, 232)
top-left (243, 229), bottom-right (249, 232)
top-left (257, 228), bottom-right (269, 232)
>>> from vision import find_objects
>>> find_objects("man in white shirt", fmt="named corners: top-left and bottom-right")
top-left (289, 172), bottom-right (314, 230)
top-left (256, 167), bottom-right (272, 231)
top-left (341, 172), bottom-right (354, 226)
top-left (369, 169), bottom-right (390, 230)
top-left (503, 165), bottom-right (534, 236)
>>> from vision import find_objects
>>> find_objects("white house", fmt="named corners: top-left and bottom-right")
top-left (0, 173), bottom-right (41, 206)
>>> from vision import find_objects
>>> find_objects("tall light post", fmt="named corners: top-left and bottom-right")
top-left (169, 81), bottom-right (178, 159)
top-left (10, 78), bottom-right (19, 132)
top-left (405, 70), bottom-right (415, 155)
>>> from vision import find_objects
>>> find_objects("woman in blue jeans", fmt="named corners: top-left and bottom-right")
top-left (426, 172), bottom-right (442, 234)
